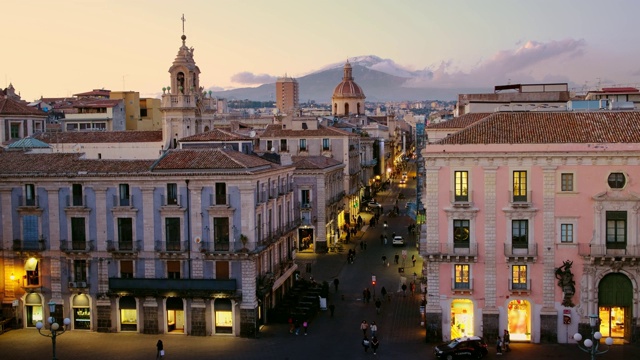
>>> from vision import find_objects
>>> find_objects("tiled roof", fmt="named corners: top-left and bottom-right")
top-left (292, 155), bottom-right (343, 170)
top-left (427, 113), bottom-right (491, 129)
top-left (153, 148), bottom-right (276, 171)
top-left (73, 89), bottom-right (111, 97)
top-left (73, 99), bottom-right (121, 108)
top-left (0, 152), bottom-right (153, 176)
top-left (0, 98), bottom-right (47, 116)
top-left (437, 111), bottom-right (640, 145)
top-left (7, 137), bottom-right (51, 149)
top-left (180, 128), bottom-right (252, 142)
top-left (261, 124), bottom-right (355, 138)
top-left (34, 130), bottom-right (163, 144)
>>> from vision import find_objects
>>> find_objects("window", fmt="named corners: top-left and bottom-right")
top-left (513, 171), bottom-right (527, 201)
top-left (165, 217), bottom-right (181, 251)
top-left (454, 171), bottom-right (468, 201)
top-left (26, 262), bottom-right (39, 286)
top-left (74, 260), bottom-right (87, 282)
top-left (72, 184), bottom-right (83, 206)
top-left (512, 220), bottom-right (528, 249)
top-left (606, 211), bottom-right (626, 249)
top-left (167, 183), bottom-right (178, 205)
top-left (25, 184), bottom-right (36, 206)
top-left (322, 138), bottom-right (330, 150)
top-left (118, 218), bottom-right (133, 250)
top-left (454, 264), bottom-right (470, 289)
top-left (119, 184), bottom-right (130, 206)
top-left (22, 215), bottom-right (39, 242)
top-left (10, 123), bottom-right (20, 139)
top-left (167, 261), bottom-right (181, 279)
top-left (71, 217), bottom-right (86, 249)
top-left (453, 220), bottom-right (470, 248)
top-left (280, 139), bottom-right (287, 151)
top-left (213, 217), bottom-right (230, 251)
top-left (301, 189), bottom-right (311, 207)
top-left (608, 173), bottom-right (626, 189)
top-left (299, 139), bottom-right (307, 151)
top-left (560, 173), bottom-right (573, 192)
top-left (120, 260), bottom-right (134, 279)
top-left (560, 224), bottom-right (573, 243)
top-left (266, 140), bottom-right (273, 151)
top-left (511, 265), bottom-right (528, 290)
top-left (215, 183), bottom-right (227, 205)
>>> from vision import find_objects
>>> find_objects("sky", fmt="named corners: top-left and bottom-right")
top-left (3, 0), bottom-right (640, 102)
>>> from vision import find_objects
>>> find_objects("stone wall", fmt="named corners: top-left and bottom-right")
top-left (143, 306), bottom-right (159, 334)
top-left (483, 313), bottom-right (500, 343)
top-left (96, 305), bottom-right (112, 332)
top-left (190, 308), bottom-right (206, 336)
top-left (540, 314), bottom-right (558, 343)
top-left (240, 308), bottom-right (257, 338)
top-left (426, 312), bottom-right (443, 343)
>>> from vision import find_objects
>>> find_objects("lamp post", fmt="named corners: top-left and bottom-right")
top-left (36, 301), bottom-right (71, 360)
top-left (573, 314), bottom-right (613, 360)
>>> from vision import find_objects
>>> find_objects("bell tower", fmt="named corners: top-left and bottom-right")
top-left (161, 14), bottom-right (202, 149)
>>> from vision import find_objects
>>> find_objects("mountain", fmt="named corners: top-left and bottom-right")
top-left (206, 56), bottom-right (488, 103)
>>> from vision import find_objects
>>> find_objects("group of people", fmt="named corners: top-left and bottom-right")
top-left (360, 320), bottom-right (381, 354)
top-left (288, 317), bottom-right (310, 335)
top-left (496, 329), bottom-right (511, 355)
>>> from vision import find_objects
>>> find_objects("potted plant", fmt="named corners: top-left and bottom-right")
top-left (240, 234), bottom-right (248, 248)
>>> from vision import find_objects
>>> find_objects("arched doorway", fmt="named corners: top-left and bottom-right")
top-left (71, 294), bottom-right (91, 330)
top-left (598, 273), bottom-right (632, 340)
top-left (166, 297), bottom-right (184, 333)
top-left (119, 296), bottom-right (137, 332)
top-left (451, 299), bottom-right (474, 338)
top-left (24, 293), bottom-right (43, 328)
top-left (507, 299), bottom-right (531, 341)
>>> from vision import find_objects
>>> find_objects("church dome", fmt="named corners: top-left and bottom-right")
top-left (332, 61), bottom-right (365, 99)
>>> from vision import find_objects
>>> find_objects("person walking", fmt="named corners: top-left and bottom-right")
top-left (503, 329), bottom-right (511, 352)
top-left (410, 282), bottom-right (416, 295)
top-left (333, 278), bottom-right (340, 292)
top-left (303, 320), bottom-right (309, 335)
top-left (381, 255), bottom-right (387, 265)
top-left (394, 253), bottom-right (399, 264)
top-left (294, 319), bottom-right (301, 335)
top-left (362, 288), bottom-right (368, 303)
top-left (371, 336), bottom-right (380, 355)
top-left (496, 336), bottom-right (503, 355)
top-left (156, 339), bottom-right (164, 359)
top-left (365, 288), bottom-right (371, 303)
top-left (370, 321), bottom-right (378, 337)
top-left (375, 299), bottom-right (382, 314)
top-left (380, 286), bottom-right (387, 301)
top-left (401, 283), bottom-right (407, 297)
top-left (362, 336), bottom-right (371, 353)
top-left (360, 320), bottom-right (369, 336)
top-left (288, 317), bottom-right (294, 333)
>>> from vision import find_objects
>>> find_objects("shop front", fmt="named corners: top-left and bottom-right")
top-left (213, 298), bottom-right (233, 334)
top-left (298, 227), bottom-right (314, 252)
top-left (450, 299), bottom-right (475, 338)
top-left (119, 296), bottom-right (138, 332)
top-left (24, 293), bottom-right (43, 328)
top-left (166, 297), bottom-right (185, 333)
top-left (71, 294), bottom-right (91, 330)
top-left (598, 273), bottom-right (632, 341)
top-left (507, 299), bottom-right (531, 341)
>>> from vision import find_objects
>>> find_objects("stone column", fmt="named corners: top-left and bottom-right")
top-left (240, 259), bottom-right (258, 337)
top-left (0, 188), bottom-right (13, 250)
top-left (94, 187), bottom-right (108, 251)
top-left (482, 166), bottom-right (500, 341)
top-left (424, 165), bottom-right (442, 342)
top-left (141, 187), bottom-right (155, 278)
top-left (142, 297), bottom-right (160, 334)
top-left (190, 299), bottom-right (206, 336)
top-left (540, 166), bottom-right (558, 343)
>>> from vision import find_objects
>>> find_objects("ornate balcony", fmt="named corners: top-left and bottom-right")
top-left (504, 243), bottom-right (537, 263)
top-left (60, 240), bottom-right (95, 254)
top-left (578, 243), bottom-right (640, 266)
top-left (424, 243), bottom-right (479, 262)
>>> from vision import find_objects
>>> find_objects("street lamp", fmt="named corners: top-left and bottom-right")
top-left (36, 301), bottom-right (71, 360)
top-left (573, 314), bottom-right (613, 360)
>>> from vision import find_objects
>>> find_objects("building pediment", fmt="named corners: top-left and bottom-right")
top-left (592, 190), bottom-right (640, 202)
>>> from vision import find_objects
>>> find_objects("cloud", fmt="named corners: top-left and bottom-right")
top-left (404, 38), bottom-right (587, 88)
top-left (231, 71), bottom-right (277, 85)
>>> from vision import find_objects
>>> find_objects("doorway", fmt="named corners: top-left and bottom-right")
top-left (598, 273), bottom-right (632, 341)
top-left (166, 297), bottom-right (184, 333)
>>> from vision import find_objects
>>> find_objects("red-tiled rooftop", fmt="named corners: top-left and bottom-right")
top-left (153, 148), bottom-right (277, 171)
top-left (0, 152), bottom-right (153, 176)
top-left (34, 131), bottom-right (162, 144)
top-left (73, 89), bottom-right (111, 97)
top-left (292, 155), bottom-right (343, 170)
top-left (0, 98), bottom-right (47, 116)
top-left (600, 87), bottom-right (639, 93)
top-left (180, 128), bottom-right (253, 142)
top-left (427, 113), bottom-right (491, 129)
top-left (437, 111), bottom-right (640, 145)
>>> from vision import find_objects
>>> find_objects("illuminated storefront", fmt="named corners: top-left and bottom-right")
top-left (119, 296), bottom-right (138, 331)
top-left (598, 273), bottom-right (632, 340)
top-left (214, 298), bottom-right (233, 334)
top-left (72, 294), bottom-right (91, 330)
top-left (24, 293), bottom-right (43, 327)
top-left (450, 299), bottom-right (474, 338)
top-left (166, 297), bottom-right (184, 333)
top-left (507, 299), bottom-right (531, 341)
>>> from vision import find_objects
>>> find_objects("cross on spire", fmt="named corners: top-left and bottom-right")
top-left (181, 14), bottom-right (186, 34)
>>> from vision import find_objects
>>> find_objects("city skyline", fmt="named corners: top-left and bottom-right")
top-left (3, 0), bottom-right (640, 102)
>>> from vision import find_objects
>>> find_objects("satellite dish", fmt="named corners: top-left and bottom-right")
top-left (249, 130), bottom-right (256, 138)
top-left (194, 236), bottom-right (201, 244)
top-left (270, 147), bottom-right (275, 152)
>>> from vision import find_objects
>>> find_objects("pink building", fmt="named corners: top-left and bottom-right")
top-left (421, 111), bottom-right (640, 344)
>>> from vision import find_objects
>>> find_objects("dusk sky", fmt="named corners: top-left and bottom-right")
top-left (3, 0), bottom-right (640, 101)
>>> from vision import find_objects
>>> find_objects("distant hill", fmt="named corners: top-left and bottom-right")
top-left (207, 56), bottom-right (489, 103)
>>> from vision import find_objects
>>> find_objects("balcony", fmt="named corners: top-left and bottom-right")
top-left (508, 190), bottom-right (533, 208)
top-left (107, 240), bottom-right (141, 255)
top-left (200, 240), bottom-right (231, 254)
top-left (360, 158), bottom-right (378, 168)
top-left (161, 194), bottom-right (182, 207)
top-left (508, 279), bottom-right (532, 294)
top-left (451, 278), bottom-right (474, 294)
top-left (449, 190), bottom-right (474, 208)
top-left (161, 94), bottom-right (195, 108)
top-left (504, 243), bottom-right (537, 262)
top-left (18, 195), bottom-right (41, 208)
top-left (578, 243), bottom-right (640, 264)
top-left (108, 277), bottom-right (237, 298)
top-left (423, 243), bottom-right (479, 262)
top-left (12, 239), bottom-right (46, 252)
top-left (300, 202), bottom-right (312, 210)
top-left (155, 240), bottom-right (187, 254)
top-left (66, 194), bottom-right (87, 208)
top-left (61, 240), bottom-right (95, 253)
top-left (68, 281), bottom-right (89, 289)
top-left (209, 193), bottom-right (230, 207)
top-left (112, 195), bottom-right (134, 207)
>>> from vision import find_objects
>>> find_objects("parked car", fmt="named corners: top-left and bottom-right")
top-left (392, 236), bottom-right (405, 246)
top-left (434, 336), bottom-right (488, 360)
top-left (367, 201), bottom-right (382, 211)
